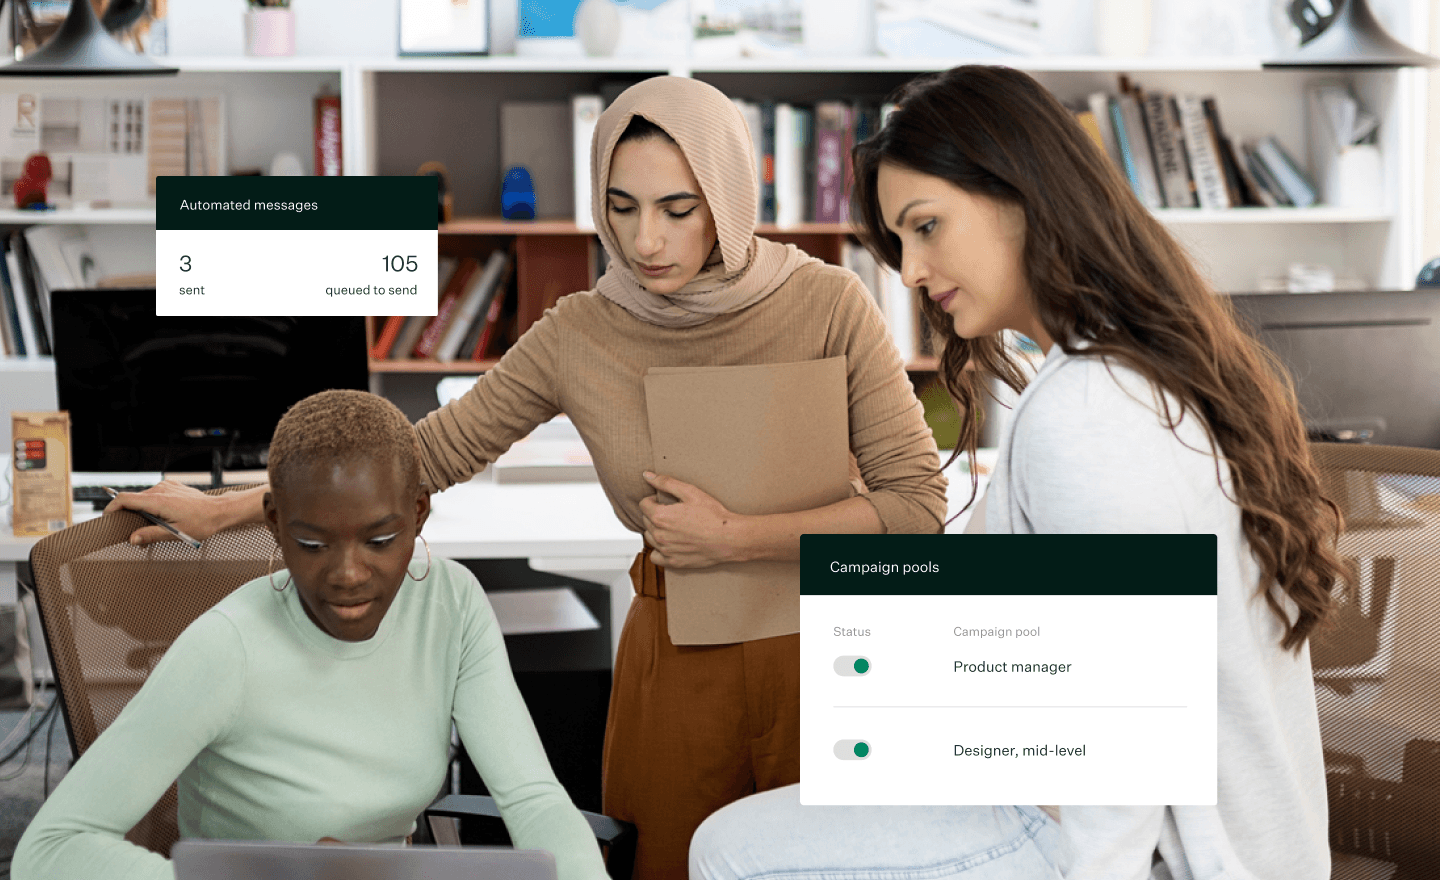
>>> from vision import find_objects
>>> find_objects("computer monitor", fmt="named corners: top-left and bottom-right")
top-left (1226, 290), bottom-right (1440, 449)
top-left (50, 288), bottom-right (369, 474)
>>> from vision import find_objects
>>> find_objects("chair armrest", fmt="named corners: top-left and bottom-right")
top-left (425, 793), bottom-right (636, 880)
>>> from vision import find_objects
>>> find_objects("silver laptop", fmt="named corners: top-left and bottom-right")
top-left (171, 840), bottom-right (558, 880)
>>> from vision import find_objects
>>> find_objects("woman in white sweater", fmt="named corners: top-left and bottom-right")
top-left (689, 65), bottom-right (1343, 880)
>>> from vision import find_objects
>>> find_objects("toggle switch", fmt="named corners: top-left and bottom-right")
top-left (834, 739), bottom-right (871, 760)
top-left (834, 655), bottom-right (870, 676)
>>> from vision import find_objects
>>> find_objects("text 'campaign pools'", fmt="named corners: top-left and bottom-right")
top-left (800, 534), bottom-right (1218, 806)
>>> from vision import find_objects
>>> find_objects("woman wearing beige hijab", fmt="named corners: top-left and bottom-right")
top-left (109, 76), bottom-right (947, 880)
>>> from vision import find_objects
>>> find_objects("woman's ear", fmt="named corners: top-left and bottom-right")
top-left (261, 491), bottom-right (281, 539)
top-left (414, 490), bottom-right (432, 534)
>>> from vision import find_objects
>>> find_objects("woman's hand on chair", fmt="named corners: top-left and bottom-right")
top-left (104, 481), bottom-right (234, 546)
top-left (639, 471), bottom-right (749, 569)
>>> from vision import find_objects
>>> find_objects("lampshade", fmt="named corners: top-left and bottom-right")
top-left (1265, 0), bottom-right (1440, 68)
top-left (0, 0), bottom-right (178, 76)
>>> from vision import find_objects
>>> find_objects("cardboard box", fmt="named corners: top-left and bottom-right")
top-left (11, 411), bottom-right (71, 537)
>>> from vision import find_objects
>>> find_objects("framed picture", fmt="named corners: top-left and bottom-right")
top-left (400, 0), bottom-right (490, 54)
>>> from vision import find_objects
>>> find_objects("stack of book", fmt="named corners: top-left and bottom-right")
top-left (369, 250), bottom-right (514, 363)
top-left (729, 98), bottom-right (891, 227)
top-left (1073, 76), bottom-right (1320, 211)
top-left (0, 226), bottom-right (103, 358)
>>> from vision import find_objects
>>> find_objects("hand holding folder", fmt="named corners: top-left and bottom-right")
top-left (643, 357), bottom-right (853, 645)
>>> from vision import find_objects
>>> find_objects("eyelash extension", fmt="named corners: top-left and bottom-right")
top-left (369, 533), bottom-right (400, 546)
top-left (668, 207), bottom-right (697, 219)
top-left (608, 204), bottom-right (636, 214)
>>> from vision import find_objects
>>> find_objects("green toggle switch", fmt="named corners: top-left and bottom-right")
top-left (834, 655), bottom-right (871, 676)
top-left (834, 739), bottom-right (871, 760)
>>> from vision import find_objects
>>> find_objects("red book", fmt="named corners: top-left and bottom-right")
top-left (412, 257), bottom-right (478, 359)
top-left (369, 315), bottom-right (407, 359)
top-left (470, 292), bottom-right (507, 361)
top-left (314, 93), bottom-right (342, 176)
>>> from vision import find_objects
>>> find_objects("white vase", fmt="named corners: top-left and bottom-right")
top-left (802, 0), bottom-right (875, 57)
top-left (245, 8), bottom-right (295, 57)
top-left (574, 0), bottom-right (621, 58)
top-left (1094, 0), bottom-right (1151, 57)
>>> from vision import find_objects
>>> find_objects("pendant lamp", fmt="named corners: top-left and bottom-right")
top-left (0, 0), bottom-right (177, 76)
top-left (1265, 0), bottom-right (1440, 68)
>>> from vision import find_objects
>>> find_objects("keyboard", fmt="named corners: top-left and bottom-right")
top-left (73, 483), bottom-right (234, 510)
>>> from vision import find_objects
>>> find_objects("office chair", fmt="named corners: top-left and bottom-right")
top-left (24, 498), bottom-right (635, 879)
top-left (1309, 443), bottom-right (1440, 880)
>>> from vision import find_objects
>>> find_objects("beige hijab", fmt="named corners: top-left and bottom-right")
top-left (591, 76), bottom-right (820, 328)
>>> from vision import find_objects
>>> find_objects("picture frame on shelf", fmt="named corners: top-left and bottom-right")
top-left (400, 0), bottom-right (489, 55)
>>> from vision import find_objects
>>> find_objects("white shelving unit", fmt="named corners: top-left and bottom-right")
top-left (0, 22), bottom-right (1428, 377)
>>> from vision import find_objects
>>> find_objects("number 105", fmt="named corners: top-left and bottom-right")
top-left (383, 255), bottom-right (418, 272)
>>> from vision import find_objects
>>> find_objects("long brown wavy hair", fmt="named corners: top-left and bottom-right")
top-left (851, 65), bottom-right (1341, 651)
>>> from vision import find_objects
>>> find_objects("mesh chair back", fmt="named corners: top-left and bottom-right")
top-left (28, 501), bottom-right (275, 857)
top-left (1310, 444), bottom-right (1440, 879)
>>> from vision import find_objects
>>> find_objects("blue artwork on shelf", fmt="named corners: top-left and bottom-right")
top-left (519, 0), bottom-right (584, 37)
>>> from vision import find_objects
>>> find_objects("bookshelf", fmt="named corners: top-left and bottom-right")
top-left (0, 27), bottom-right (1430, 397)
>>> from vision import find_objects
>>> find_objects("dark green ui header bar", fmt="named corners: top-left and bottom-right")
top-left (802, 534), bottom-right (1217, 596)
top-left (157, 177), bottom-right (437, 231)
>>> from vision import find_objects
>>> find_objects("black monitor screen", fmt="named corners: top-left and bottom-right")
top-left (1227, 290), bottom-right (1440, 450)
top-left (51, 289), bottom-right (369, 472)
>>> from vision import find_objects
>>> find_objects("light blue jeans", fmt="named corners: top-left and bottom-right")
top-left (689, 785), bottom-right (1063, 880)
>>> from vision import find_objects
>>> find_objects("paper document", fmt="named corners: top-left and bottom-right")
top-left (644, 357), bottom-right (852, 644)
top-left (487, 588), bottom-right (600, 635)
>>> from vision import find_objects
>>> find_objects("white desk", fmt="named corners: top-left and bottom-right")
top-left (1, 474), bottom-right (642, 632)
top-left (1, 452), bottom-right (991, 621)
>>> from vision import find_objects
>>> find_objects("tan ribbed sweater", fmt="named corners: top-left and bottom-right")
top-left (416, 260), bottom-right (947, 545)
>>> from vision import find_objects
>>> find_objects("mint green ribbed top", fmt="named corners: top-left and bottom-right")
top-left (14, 558), bottom-right (608, 880)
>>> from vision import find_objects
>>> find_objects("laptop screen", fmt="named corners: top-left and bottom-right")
top-left (170, 840), bottom-right (558, 880)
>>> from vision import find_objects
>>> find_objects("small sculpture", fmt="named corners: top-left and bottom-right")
top-left (14, 153), bottom-right (53, 209)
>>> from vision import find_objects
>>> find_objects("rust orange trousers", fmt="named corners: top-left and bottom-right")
top-left (601, 548), bottom-right (799, 880)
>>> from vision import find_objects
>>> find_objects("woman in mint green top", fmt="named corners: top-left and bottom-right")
top-left (13, 390), bottom-right (608, 880)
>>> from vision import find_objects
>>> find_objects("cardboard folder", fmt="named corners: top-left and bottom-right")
top-left (643, 356), bottom-right (852, 645)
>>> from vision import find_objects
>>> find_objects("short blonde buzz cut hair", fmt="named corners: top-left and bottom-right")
top-left (267, 389), bottom-right (423, 497)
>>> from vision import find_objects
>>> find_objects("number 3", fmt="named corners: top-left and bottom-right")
top-left (180, 255), bottom-right (192, 272)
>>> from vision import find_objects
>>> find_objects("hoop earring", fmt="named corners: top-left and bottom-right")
top-left (408, 535), bottom-right (432, 582)
top-left (269, 545), bottom-right (292, 592)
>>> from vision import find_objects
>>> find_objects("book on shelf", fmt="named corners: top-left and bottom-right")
top-left (1142, 92), bottom-right (1196, 209)
top-left (437, 249), bottom-right (510, 361)
top-left (773, 104), bottom-right (811, 229)
top-left (0, 252), bottom-right (19, 357)
top-left (6, 234), bottom-right (46, 356)
top-left (572, 95), bottom-right (602, 231)
top-left (314, 92), bottom-right (342, 177)
top-left (1114, 84), bottom-right (1163, 210)
top-left (759, 100), bottom-right (777, 224)
top-left (1241, 144), bottom-right (1293, 208)
top-left (1175, 95), bottom-right (1231, 210)
top-left (1252, 136), bottom-right (1317, 209)
top-left (470, 283), bottom-right (511, 361)
top-left (1073, 108), bottom-right (1107, 161)
top-left (388, 315), bottom-right (430, 361)
top-left (412, 256), bottom-right (480, 359)
top-left (731, 98), bottom-right (765, 224)
top-left (369, 315), bottom-right (408, 360)
top-left (1086, 91), bottom-right (1123, 173)
top-left (1106, 97), bottom-right (1144, 202)
top-left (1226, 138), bottom-right (1272, 207)
top-left (814, 102), bottom-right (849, 224)
top-left (1202, 98), bottom-right (1248, 208)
